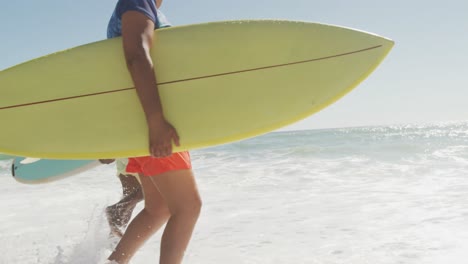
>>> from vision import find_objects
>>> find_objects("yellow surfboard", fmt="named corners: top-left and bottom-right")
top-left (0, 20), bottom-right (393, 159)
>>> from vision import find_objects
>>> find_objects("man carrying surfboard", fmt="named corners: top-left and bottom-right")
top-left (107, 0), bottom-right (202, 263)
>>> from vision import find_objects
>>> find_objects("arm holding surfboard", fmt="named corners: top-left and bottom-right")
top-left (121, 9), bottom-right (179, 158)
top-left (107, 1), bottom-right (201, 264)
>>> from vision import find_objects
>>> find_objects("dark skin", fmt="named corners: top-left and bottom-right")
top-left (106, 173), bottom-right (143, 237)
top-left (99, 0), bottom-right (172, 238)
top-left (121, 7), bottom-right (179, 157)
top-left (99, 159), bottom-right (143, 237)
top-left (109, 2), bottom-right (202, 263)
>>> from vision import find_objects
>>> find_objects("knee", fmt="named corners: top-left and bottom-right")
top-left (189, 195), bottom-right (203, 216)
top-left (145, 202), bottom-right (170, 220)
top-left (174, 195), bottom-right (202, 218)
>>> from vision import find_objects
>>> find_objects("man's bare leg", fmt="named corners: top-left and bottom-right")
top-left (106, 174), bottom-right (144, 237)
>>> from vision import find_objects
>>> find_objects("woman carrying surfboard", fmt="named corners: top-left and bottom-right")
top-left (107, 0), bottom-right (202, 263)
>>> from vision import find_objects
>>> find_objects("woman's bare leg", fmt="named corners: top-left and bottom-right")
top-left (108, 174), bottom-right (170, 263)
top-left (150, 169), bottom-right (202, 264)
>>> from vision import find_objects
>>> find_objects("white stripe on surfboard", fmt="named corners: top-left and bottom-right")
top-left (20, 157), bottom-right (41, 164)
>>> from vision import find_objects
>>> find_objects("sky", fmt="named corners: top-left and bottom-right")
top-left (1, 0), bottom-right (467, 131)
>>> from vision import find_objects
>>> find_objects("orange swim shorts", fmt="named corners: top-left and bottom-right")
top-left (126, 151), bottom-right (192, 177)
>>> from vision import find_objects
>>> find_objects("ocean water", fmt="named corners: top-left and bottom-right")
top-left (1, 121), bottom-right (468, 264)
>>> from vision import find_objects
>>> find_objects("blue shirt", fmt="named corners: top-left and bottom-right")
top-left (107, 0), bottom-right (171, 39)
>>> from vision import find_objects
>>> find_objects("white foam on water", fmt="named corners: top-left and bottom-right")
top-left (1, 121), bottom-right (468, 263)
